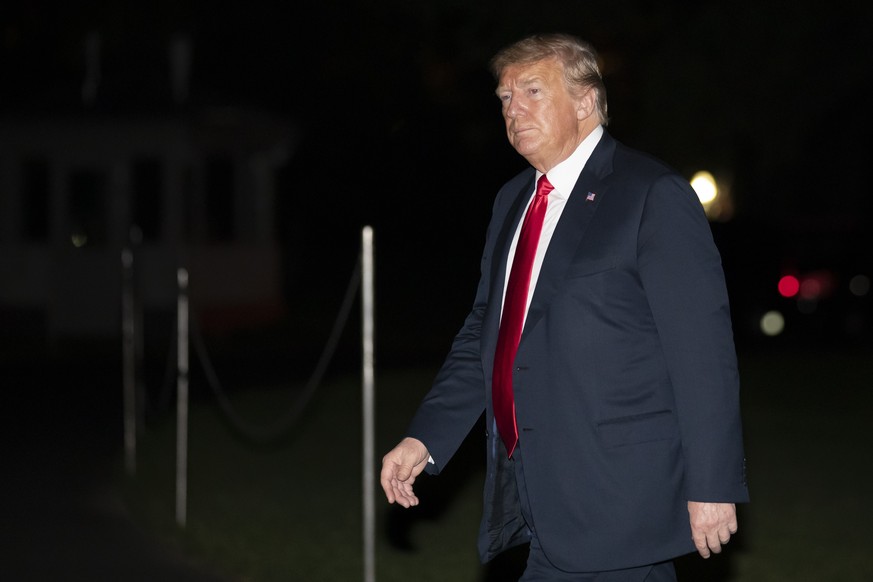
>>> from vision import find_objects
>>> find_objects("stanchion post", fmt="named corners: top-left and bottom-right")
top-left (176, 268), bottom-right (190, 528)
top-left (121, 247), bottom-right (136, 476)
top-left (361, 226), bottom-right (376, 582)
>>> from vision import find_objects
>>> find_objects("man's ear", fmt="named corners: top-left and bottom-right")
top-left (576, 89), bottom-right (596, 120)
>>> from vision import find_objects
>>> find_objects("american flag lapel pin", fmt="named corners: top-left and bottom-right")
top-left (586, 192), bottom-right (596, 202)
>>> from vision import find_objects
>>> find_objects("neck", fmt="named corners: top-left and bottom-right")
top-left (532, 122), bottom-right (600, 174)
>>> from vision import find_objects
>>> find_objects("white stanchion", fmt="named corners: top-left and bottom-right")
top-left (121, 248), bottom-right (136, 476)
top-left (176, 268), bottom-right (190, 528)
top-left (361, 226), bottom-right (376, 582)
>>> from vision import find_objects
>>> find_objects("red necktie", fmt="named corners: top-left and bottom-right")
top-left (492, 174), bottom-right (552, 458)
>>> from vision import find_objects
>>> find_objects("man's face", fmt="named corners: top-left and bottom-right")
top-left (496, 57), bottom-right (588, 173)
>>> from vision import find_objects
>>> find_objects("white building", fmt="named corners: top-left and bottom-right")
top-left (0, 103), bottom-right (294, 345)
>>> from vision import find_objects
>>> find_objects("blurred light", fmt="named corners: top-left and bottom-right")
top-left (778, 275), bottom-right (800, 298)
top-left (760, 311), bottom-right (785, 336)
top-left (849, 274), bottom-right (870, 297)
top-left (798, 270), bottom-right (836, 300)
top-left (71, 233), bottom-right (87, 248)
top-left (690, 171), bottom-right (718, 205)
top-left (799, 278), bottom-right (821, 299)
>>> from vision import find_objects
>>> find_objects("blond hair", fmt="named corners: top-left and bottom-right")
top-left (490, 33), bottom-right (609, 125)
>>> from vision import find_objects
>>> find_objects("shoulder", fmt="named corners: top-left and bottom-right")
top-left (586, 135), bottom-right (703, 230)
top-left (604, 135), bottom-right (699, 204)
top-left (610, 137), bottom-right (681, 184)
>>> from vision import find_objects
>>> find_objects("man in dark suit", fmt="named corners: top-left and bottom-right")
top-left (381, 33), bottom-right (749, 581)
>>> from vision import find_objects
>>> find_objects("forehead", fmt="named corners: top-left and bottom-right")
top-left (497, 57), bottom-right (564, 89)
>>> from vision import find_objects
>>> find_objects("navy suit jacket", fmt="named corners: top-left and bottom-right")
top-left (407, 130), bottom-right (749, 572)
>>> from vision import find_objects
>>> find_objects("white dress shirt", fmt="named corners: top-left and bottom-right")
top-left (501, 124), bottom-right (604, 325)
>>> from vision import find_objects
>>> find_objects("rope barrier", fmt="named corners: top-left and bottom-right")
top-left (189, 254), bottom-right (362, 443)
top-left (128, 232), bottom-right (373, 557)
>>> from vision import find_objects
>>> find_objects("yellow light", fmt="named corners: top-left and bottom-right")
top-left (760, 310), bottom-right (785, 336)
top-left (690, 171), bottom-right (718, 205)
top-left (71, 233), bottom-right (88, 248)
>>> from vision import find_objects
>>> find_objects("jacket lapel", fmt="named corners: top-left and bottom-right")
top-left (491, 175), bottom-right (536, 294)
top-left (520, 133), bottom-right (616, 342)
top-left (481, 173), bottom-right (536, 379)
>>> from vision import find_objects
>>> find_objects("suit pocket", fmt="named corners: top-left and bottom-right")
top-left (566, 256), bottom-right (617, 278)
top-left (596, 410), bottom-right (677, 448)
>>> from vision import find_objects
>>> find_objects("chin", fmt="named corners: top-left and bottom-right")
top-left (510, 137), bottom-right (534, 153)
top-left (513, 145), bottom-right (539, 160)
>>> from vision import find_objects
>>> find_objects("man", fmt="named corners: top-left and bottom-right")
top-left (381, 33), bottom-right (748, 581)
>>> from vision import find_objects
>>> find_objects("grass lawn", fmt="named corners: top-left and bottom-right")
top-left (120, 348), bottom-right (873, 581)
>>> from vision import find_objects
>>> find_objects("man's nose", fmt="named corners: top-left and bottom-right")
top-left (506, 97), bottom-right (523, 118)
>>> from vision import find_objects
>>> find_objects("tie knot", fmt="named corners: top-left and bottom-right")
top-left (536, 175), bottom-right (554, 198)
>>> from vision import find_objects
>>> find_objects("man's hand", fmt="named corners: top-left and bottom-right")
top-left (380, 437), bottom-right (430, 508)
top-left (687, 501), bottom-right (738, 558)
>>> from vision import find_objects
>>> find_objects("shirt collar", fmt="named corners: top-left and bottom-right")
top-left (536, 124), bottom-right (604, 200)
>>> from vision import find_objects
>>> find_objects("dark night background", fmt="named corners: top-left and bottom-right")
top-left (2, 1), bottom-right (873, 580)
top-left (4, 0), bottom-right (872, 360)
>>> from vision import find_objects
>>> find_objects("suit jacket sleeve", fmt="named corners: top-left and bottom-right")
top-left (637, 172), bottom-right (748, 502)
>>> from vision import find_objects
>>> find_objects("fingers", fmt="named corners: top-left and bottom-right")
top-left (380, 439), bottom-right (429, 509)
top-left (691, 531), bottom-right (712, 559)
top-left (380, 460), bottom-right (413, 506)
top-left (379, 464), bottom-right (398, 504)
top-left (718, 521), bottom-right (738, 545)
top-left (380, 465), bottom-right (420, 508)
top-left (688, 501), bottom-right (738, 559)
top-left (694, 527), bottom-right (731, 559)
top-left (393, 478), bottom-right (420, 508)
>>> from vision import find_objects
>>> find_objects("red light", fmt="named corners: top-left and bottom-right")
top-left (778, 275), bottom-right (800, 298)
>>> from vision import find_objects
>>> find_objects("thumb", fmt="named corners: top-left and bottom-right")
top-left (395, 463), bottom-right (413, 482)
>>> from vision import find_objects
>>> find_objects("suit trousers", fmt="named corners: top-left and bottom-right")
top-left (511, 443), bottom-right (678, 582)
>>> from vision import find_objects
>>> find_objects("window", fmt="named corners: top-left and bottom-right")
top-left (22, 158), bottom-right (49, 241)
top-left (132, 158), bottom-right (163, 242)
top-left (204, 154), bottom-right (234, 241)
top-left (68, 168), bottom-right (107, 247)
